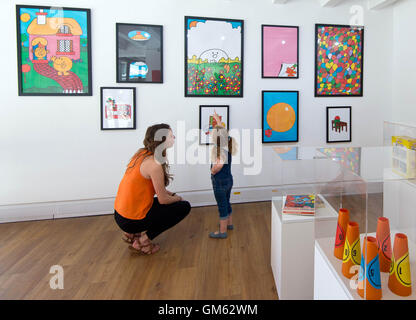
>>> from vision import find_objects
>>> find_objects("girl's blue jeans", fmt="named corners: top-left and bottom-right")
top-left (211, 175), bottom-right (233, 220)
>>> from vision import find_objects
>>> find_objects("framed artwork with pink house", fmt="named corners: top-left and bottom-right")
top-left (261, 25), bottom-right (299, 79)
top-left (16, 5), bottom-right (92, 95)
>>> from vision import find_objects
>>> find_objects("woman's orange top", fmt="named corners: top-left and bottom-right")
top-left (114, 150), bottom-right (155, 220)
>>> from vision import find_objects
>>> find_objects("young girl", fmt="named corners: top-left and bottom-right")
top-left (209, 111), bottom-right (238, 239)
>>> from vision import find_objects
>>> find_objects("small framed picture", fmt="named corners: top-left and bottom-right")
top-left (199, 105), bottom-right (229, 145)
top-left (116, 23), bottom-right (163, 83)
top-left (326, 106), bottom-right (351, 143)
top-left (100, 87), bottom-right (136, 130)
top-left (262, 90), bottom-right (299, 143)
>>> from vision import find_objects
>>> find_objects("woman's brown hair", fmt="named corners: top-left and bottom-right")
top-left (127, 123), bottom-right (173, 186)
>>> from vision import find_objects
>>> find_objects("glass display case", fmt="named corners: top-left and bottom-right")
top-left (270, 136), bottom-right (415, 300)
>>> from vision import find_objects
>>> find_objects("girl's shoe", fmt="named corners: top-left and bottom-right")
top-left (209, 231), bottom-right (228, 239)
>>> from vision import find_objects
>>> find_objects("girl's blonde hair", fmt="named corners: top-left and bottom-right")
top-left (211, 125), bottom-right (238, 163)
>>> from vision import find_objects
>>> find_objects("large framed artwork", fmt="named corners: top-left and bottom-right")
top-left (261, 25), bottom-right (299, 78)
top-left (326, 106), bottom-right (351, 143)
top-left (315, 24), bottom-right (364, 97)
top-left (100, 87), bottom-right (136, 130)
top-left (16, 5), bottom-right (92, 96)
top-left (199, 105), bottom-right (229, 145)
top-left (116, 23), bottom-right (163, 83)
top-left (262, 91), bottom-right (299, 143)
top-left (185, 16), bottom-right (243, 97)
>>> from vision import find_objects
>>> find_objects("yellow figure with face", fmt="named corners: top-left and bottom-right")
top-left (31, 37), bottom-right (49, 60)
top-left (51, 56), bottom-right (73, 76)
top-left (34, 46), bottom-right (48, 59)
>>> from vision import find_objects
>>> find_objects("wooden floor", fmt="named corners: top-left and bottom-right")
top-left (0, 194), bottom-right (383, 300)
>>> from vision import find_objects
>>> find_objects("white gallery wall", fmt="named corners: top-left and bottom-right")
top-left (0, 0), bottom-right (396, 215)
top-left (392, 0), bottom-right (416, 125)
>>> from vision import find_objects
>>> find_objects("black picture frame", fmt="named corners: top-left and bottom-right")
top-left (185, 16), bottom-right (244, 98)
top-left (314, 23), bottom-right (364, 97)
top-left (116, 23), bottom-right (163, 83)
top-left (16, 5), bottom-right (92, 96)
top-left (326, 106), bottom-right (352, 143)
top-left (100, 87), bottom-right (136, 130)
top-left (262, 90), bottom-right (299, 144)
top-left (261, 25), bottom-right (299, 79)
top-left (199, 105), bottom-right (230, 145)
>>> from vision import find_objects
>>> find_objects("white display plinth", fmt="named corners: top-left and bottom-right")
top-left (314, 232), bottom-right (416, 300)
top-left (271, 195), bottom-right (338, 300)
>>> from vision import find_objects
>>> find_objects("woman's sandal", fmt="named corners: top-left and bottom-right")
top-left (122, 232), bottom-right (141, 244)
top-left (129, 237), bottom-right (160, 255)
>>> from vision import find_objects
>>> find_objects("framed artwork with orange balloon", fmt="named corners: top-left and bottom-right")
top-left (262, 91), bottom-right (298, 143)
top-left (16, 5), bottom-right (92, 96)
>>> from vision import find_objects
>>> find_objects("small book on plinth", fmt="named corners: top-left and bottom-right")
top-left (282, 194), bottom-right (316, 215)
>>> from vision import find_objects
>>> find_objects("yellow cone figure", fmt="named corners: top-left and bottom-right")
top-left (388, 233), bottom-right (412, 296)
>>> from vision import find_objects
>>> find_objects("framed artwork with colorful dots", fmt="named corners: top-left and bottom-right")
top-left (185, 16), bottom-right (243, 97)
top-left (326, 106), bottom-right (351, 143)
top-left (315, 24), bottom-right (364, 97)
top-left (262, 91), bottom-right (299, 143)
top-left (16, 5), bottom-right (92, 96)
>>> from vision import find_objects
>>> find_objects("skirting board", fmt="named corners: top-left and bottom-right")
top-left (0, 183), bottom-right (383, 224)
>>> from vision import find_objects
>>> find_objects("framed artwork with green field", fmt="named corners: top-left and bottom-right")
top-left (16, 5), bottom-right (92, 96)
top-left (185, 16), bottom-right (243, 97)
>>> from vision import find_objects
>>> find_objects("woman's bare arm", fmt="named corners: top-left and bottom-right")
top-left (142, 158), bottom-right (182, 204)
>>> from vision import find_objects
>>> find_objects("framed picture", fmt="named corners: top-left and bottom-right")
top-left (185, 16), bottom-right (243, 97)
top-left (16, 5), bottom-right (92, 96)
top-left (326, 106), bottom-right (351, 143)
top-left (315, 24), bottom-right (364, 97)
top-left (100, 87), bottom-right (136, 130)
top-left (199, 105), bottom-right (229, 145)
top-left (116, 23), bottom-right (163, 83)
top-left (261, 25), bottom-right (299, 78)
top-left (262, 91), bottom-right (299, 143)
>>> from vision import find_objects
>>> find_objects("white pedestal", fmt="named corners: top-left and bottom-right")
top-left (314, 232), bottom-right (416, 300)
top-left (271, 195), bottom-right (338, 299)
